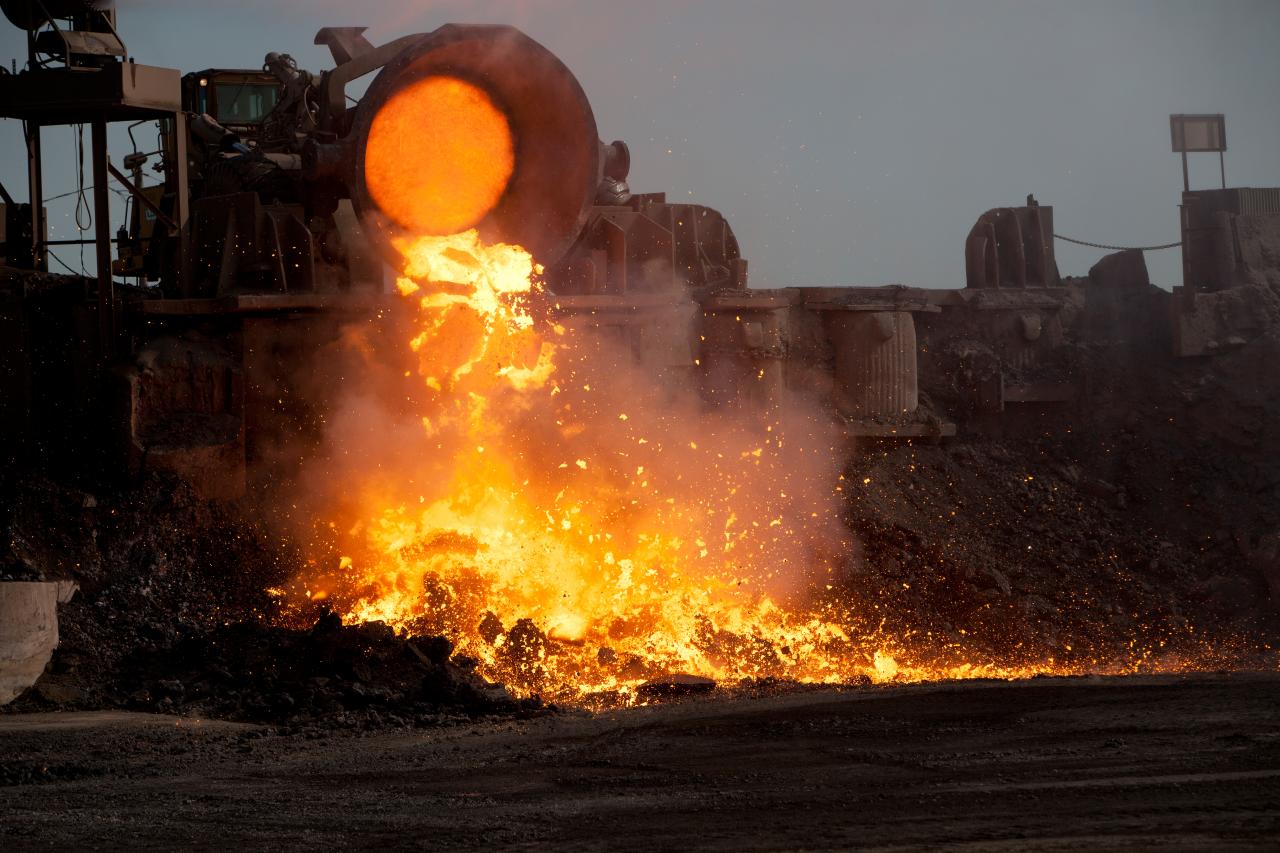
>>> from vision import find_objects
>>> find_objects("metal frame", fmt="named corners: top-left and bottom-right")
top-left (24, 120), bottom-right (43, 271)
top-left (1170, 113), bottom-right (1227, 193)
top-left (1, 60), bottom-right (186, 358)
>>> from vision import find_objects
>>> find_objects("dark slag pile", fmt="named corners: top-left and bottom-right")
top-left (840, 279), bottom-right (1280, 671)
top-left (111, 614), bottom-right (528, 727)
top-left (1, 475), bottom-right (530, 727)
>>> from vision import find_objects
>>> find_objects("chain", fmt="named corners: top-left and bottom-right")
top-left (1054, 233), bottom-right (1182, 252)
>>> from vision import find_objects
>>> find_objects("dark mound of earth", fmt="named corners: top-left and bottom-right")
top-left (106, 612), bottom-right (533, 727)
top-left (1, 474), bottom-right (533, 728)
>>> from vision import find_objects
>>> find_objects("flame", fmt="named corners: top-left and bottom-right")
top-left (364, 76), bottom-right (515, 235)
top-left (293, 228), bottom-right (893, 700)
top-left (286, 229), bottom-right (1225, 702)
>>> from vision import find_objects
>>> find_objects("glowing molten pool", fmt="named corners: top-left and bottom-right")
top-left (364, 76), bottom-right (515, 235)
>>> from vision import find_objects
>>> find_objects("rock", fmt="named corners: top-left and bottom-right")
top-left (407, 635), bottom-right (453, 665)
top-left (477, 611), bottom-right (504, 645)
top-left (501, 619), bottom-right (547, 668)
top-left (479, 683), bottom-right (515, 704)
top-left (156, 679), bottom-right (185, 697)
top-left (1017, 595), bottom-right (1055, 620)
top-left (352, 621), bottom-right (396, 646)
top-left (1081, 478), bottom-right (1118, 499)
top-left (988, 446), bottom-right (1013, 464)
top-left (1203, 575), bottom-right (1257, 613)
top-left (33, 676), bottom-right (84, 705)
top-left (1088, 249), bottom-right (1150, 290)
top-left (0, 582), bottom-right (65, 705)
top-left (637, 673), bottom-right (716, 701)
top-left (983, 566), bottom-right (1012, 596)
top-left (1246, 533), bottom-right (1280, 600)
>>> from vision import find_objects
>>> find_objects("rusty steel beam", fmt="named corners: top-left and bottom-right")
top-left (169, 111), bottom-right (191, 298)
top-left (25, 121), bottom-right (44, 271)
top-left (91, 119), bottom-right (113, 356)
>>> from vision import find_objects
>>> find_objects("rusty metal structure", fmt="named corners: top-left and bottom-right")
top-left (2, 3), bottom-right (1279, 499)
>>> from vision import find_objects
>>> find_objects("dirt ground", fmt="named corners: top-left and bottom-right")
top-left (2, 672), bottom-right (1278, 852)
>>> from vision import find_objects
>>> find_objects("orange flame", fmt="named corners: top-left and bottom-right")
top-left (296, 229), bottom-right (892, 699)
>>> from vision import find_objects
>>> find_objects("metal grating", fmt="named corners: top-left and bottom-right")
top-left (1236, 188), bottom-right (1280, 215)
top-left (1185, 187), bottom-right (1280, 216)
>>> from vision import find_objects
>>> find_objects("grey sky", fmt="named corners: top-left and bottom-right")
top-left (2, 0), bottom-right (1277, 288)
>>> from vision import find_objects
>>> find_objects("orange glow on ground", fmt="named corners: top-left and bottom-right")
top-left (364, 76), bottom-right (515, 235)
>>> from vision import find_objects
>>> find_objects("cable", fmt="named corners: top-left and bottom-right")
top-left (46, 250), bottom-right (85, 277)
top-left (1054, 234), bottom-right (1181, 252)
top-left (43, 184), bottom-right (130, 204)
top-left (73, 124), bottom-right (91, 232)
top-left (127, 120), bottom-right (146, 154)
top-left (46, 184), bottom-right (120, 202)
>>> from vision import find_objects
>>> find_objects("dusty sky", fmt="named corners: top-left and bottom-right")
top-left (2, 0), bottom-right (1278, 288)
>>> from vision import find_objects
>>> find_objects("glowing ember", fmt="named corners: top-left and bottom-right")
top-left (364, 76), bottom-right (515, 235)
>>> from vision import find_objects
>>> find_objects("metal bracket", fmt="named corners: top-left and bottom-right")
top-left (315, 33), bottom-right (429, 131)
top-left (314, 27), bottom-right (375, 66)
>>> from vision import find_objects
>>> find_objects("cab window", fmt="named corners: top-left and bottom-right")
top-left (214, 82), bottom-right (279, 124)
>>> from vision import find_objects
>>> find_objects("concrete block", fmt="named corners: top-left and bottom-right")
top-left (0, 581), bottom-right (76, 705)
